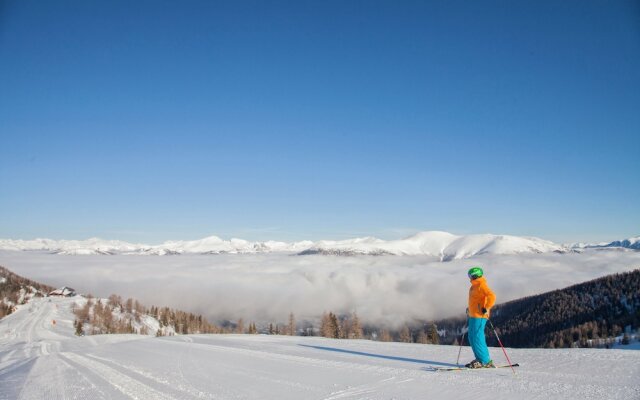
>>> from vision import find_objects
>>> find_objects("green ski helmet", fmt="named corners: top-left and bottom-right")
top-left (467, 266), bottom-right (483, 279)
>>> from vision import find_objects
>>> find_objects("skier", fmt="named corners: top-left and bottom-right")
top-left (465, 266), bottom-right (496, 368)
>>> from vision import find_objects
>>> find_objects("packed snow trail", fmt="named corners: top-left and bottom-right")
top-left (0, 297), bottom-right (639, 399)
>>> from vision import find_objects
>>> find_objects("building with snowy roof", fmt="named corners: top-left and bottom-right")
top-left (48, 287), bottom-right (76, 297)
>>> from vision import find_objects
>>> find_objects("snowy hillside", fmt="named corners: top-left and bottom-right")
top-left (299, 231), bottom-right (565, 260)
top-left (0, 238), bottom-right (143, 255)
top-left (144, 236), bottom-right (315, 255)
top-left (1, 296), bottom-right (639, 400)
top-left (0, 231), bottom-right (571, 259)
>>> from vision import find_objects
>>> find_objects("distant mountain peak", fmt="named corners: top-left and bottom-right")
top-left (568, 236), bottom-right (640, 251)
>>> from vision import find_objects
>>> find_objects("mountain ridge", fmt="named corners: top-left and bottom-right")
top-left (0, 232), bottom-right (637, 260)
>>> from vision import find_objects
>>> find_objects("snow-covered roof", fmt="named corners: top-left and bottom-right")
top-left (49, 286), bottom-right (76, 296)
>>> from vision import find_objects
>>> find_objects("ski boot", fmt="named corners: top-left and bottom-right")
top-left (465, 359), bottom-right (483, 369)
top-left (483, 360), bottom-right (496, 368)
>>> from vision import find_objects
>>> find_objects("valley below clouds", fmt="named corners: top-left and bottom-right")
top-left (1, 250), bottom-right (639, 328)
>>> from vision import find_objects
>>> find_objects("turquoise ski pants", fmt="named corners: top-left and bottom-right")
top-left (467, 317), bottom-right (490, 364)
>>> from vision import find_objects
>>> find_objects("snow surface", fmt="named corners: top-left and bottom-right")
top-left (0, 296), bottom-right (638, 400)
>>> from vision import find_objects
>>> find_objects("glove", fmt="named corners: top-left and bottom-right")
top-left (481, 308), bottom-right (488, 315)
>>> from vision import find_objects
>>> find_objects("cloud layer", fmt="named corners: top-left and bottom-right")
top-left (1, 250), bottom-right (639, 328)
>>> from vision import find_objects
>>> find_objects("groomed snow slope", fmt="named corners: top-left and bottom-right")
top-left (1, 297), bottom-right (638, 399)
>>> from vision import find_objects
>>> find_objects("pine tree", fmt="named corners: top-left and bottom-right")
top-left (379, 329), bottom-right (392, 342)
top-left (417, 329), bottom-right (429, 344)
top-left (74, 319), bottom-right (84, 336)
top-left (320, 312), bottom-right (334, 338)
top-left (330, 313), bottom-right (340, 339)
top-left (622, 333), bottom-right (630, 345)
top-left (399, 325), bottom-right (412, 343)
top-left (288, 312), bottom-right (296, 336)
top-left (428, 323), bottom-right (439, 344)
top-left (349, 312), bottom-right (363, 339)
top-left (236, 318), bottom-right (245, 334)
top-left (125, 298), bottom-right (133, 313)
top-left (339, 316), bottom-right (350, 339)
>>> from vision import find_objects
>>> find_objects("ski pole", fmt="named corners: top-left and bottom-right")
top-left (456, 308), bottom-right (469, 366)
top-left (455, 326), bottom-right (466, 366)
top-left (487, 318), bottom-right (516, 375)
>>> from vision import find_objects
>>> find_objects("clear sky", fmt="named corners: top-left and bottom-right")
top-left (1, 1), bottom-right (639, 244)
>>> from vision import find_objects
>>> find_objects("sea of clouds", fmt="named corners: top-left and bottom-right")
top-left (1, 250), bottom-right (639, 328)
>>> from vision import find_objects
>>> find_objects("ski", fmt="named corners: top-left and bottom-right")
top-left (431, 363), bottom-right (519, 371)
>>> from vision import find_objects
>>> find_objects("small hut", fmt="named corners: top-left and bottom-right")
top-left (48, 287), bottom-right (76, 297)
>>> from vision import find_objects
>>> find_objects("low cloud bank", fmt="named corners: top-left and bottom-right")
top-left (1, 250), bottom-right (638, 328)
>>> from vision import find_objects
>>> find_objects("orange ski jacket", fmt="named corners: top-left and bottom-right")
top-left (468, 276), bottom-right (496, 318)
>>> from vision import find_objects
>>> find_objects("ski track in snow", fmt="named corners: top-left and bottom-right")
top-left (0, 297), bottom-right (638, 400)
top-left (59, 352), bottom-right (177, 400)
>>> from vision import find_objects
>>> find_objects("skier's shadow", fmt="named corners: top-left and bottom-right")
top-left (298, 344), bottom-right (458, 370)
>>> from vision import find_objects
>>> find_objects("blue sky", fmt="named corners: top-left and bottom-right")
top-left (1, 1), bottom-right (639, 244)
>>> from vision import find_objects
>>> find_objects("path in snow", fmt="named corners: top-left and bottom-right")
top-left (0, 297), bottom-right (638, 399)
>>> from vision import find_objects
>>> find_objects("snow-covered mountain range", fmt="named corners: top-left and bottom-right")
top-left (0, 232), bottom-right (637, 260)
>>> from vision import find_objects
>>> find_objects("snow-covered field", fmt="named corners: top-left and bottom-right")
top-left (1, 296), bottom-right (638, 400)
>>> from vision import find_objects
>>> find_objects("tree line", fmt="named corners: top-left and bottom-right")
top-left (73, 293), bottom-right (224, 336)
top-left (0, 266), bottom-right (54, 318)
